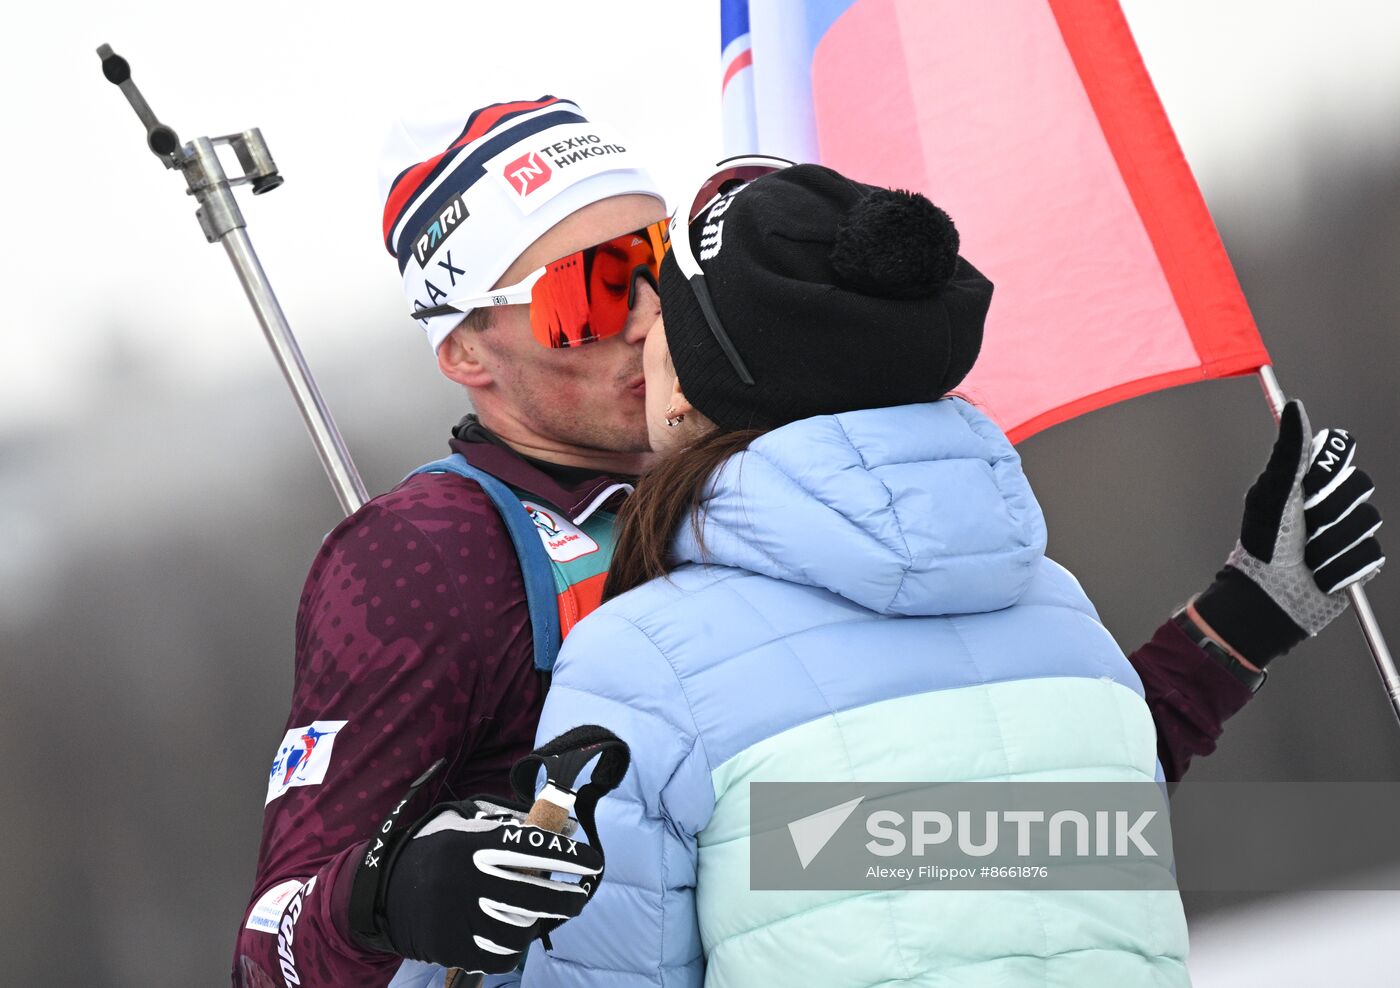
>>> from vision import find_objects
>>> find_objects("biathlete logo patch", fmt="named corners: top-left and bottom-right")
top-left (523, 500), bottom-right (599, 563)
top-left (266, 720), bottom-right (347, 805)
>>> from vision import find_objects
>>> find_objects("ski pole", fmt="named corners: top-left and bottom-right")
top-left (95, 44), bottom-right (369, 516)
top-left (1256, 365), bottom-right (1398, 725)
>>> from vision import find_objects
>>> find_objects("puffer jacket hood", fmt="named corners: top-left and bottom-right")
top-left (671, 398), bottom-right (1047, 616)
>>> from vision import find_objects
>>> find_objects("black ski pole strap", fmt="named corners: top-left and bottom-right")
top-left (511, 726), bottom-right (630, 954)
top-left (348, 757), bottom-right (445, 953)
top-left (536, 779), bottom-right (611, 955)
top-left (509, 726), bottom-right (632, 808)
top-left (571, 782), bottom-right (608, 879)
top-left (508, 728), bottom-right (630, 903)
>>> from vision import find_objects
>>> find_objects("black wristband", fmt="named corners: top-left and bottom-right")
top-left (348, 849), bottom-right (396, 954)
top-left (1191, 566), bottom-right (1306, 668)
top-left (348, 758), bottom-right (446, 954)
top-left (1172, 606), bottom-right (1268, 693)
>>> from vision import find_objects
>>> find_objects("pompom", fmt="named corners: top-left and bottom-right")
top-left (829, 188), bottom-right (960, 299)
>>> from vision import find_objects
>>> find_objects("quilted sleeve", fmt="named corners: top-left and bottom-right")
top-left (521, 612), bottom-right (715, 988)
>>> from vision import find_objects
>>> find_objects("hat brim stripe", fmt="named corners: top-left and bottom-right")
top-left (381, 96), bottom-right (563, 253)
top-left (392, 108), bottom-right (587, 274)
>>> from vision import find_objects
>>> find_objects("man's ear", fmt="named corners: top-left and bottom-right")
top-left (437, 322), bottom-right (492, 389)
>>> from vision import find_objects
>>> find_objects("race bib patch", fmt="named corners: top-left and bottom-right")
top-left (244, 879), bottom-right (306, 935)
top-left (523, 500), bottom-right (600, 562)
top-left (266, 720), bottom-right (347, 805)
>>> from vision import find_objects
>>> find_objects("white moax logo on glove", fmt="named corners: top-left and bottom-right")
top-left (266, 720), bottom-right (347, 805)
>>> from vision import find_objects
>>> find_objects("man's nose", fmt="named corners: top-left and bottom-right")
top-left (622, 277), bottom-right (660, 345)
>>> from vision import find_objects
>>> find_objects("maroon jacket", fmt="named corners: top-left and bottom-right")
top-left (231, 425), bottom-right (1253, 987)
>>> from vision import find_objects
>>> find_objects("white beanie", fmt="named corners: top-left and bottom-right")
top-left (378, 97), bottom-right (666, 352)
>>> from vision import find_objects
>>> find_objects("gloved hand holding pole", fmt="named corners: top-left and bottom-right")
top-left (450, 726), bottom-right (632, 986)
top-left (344, 727), bottom-right (629, 984)
top-left (1183, 371), bottom-right (1391, 715)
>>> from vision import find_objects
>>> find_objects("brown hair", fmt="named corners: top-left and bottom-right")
top-left (602, 428), bottom-right (767, 602)
top-left (463, 307), bottom-right (493, 333)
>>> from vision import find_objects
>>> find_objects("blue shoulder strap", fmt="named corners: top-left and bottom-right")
top-left (407, 454), bottom-right (561, 674)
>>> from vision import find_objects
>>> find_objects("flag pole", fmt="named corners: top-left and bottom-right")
top-left (1256, 366), bottom-right (1400, 724)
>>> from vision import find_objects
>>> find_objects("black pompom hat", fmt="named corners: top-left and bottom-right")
top-left (659, 163), bottom-right (994, 432)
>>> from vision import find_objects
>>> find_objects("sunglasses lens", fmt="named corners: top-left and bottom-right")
top-left (529, 220), bottom-right (669, 349)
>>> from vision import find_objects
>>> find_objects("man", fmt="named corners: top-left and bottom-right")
top-left (232, 97), bottom-right (666, 988)
top-left (232, 98), bottom-right (1383, 988)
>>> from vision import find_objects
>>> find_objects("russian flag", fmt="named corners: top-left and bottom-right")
top-left (720, 0), bottom-right (1270, 443)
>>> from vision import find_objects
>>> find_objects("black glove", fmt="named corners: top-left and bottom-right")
top-left (1194, 399), bottom-right (1385, 666)
top-left (349, 793), bottom-right (602, 975)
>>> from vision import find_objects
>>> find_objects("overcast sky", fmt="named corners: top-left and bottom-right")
top-left (4, 0), bottom-right (1399, 431)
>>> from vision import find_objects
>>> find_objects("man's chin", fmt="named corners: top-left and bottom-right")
top-left (569, 421), bottom-right (653, 458)
top-left (611, 433), bottom-right (656, 457)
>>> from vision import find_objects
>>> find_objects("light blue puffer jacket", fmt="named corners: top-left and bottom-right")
top-left (522, 399), bottom-right (1189, 988)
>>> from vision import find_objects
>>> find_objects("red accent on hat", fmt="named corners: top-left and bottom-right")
top-left (380, 96), bottom-right (562, 253)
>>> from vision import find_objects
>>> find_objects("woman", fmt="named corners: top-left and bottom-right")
top-left (517, 161), bottom-right (1363, 987)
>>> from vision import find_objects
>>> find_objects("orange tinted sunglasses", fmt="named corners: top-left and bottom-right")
top-left (416, 219), bottom-right (670, 349)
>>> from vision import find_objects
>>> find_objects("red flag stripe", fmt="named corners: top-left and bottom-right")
top-left (722, 49), bottom-right (754, 94)
top-left (1047, 0), bottom-right (1268, 373)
